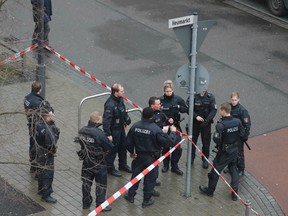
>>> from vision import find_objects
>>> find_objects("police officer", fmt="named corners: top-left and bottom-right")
top-left (103, 83), bottom-right (132, 177)
top-left (31, 0), bottom-right (52, 46)
top-left (78, 111), bottom-right (113, 211)
top-left (199, 102), bottom-right (246, 201)
top-left (186, 90), bottom-right (217, 168)
top-left (36, 110), bottom-right (59, 203)
top-left (149, 96), bottom-right (169, 129)
top-left (160, 80), bottom-right (188, 175)
top-left (149, 96), bottom-right (170, 187)
top-left (124, 107), bottom-right (177, 208)
top-left (230, 92), bottom-right (251, 176)
top-left (24, 81), bottom-right (53, 174)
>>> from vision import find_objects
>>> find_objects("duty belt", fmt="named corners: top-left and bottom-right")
top-left (137, 152), bottom-right (161, 158)
top-left (222, 142), bottom-right (238, 152)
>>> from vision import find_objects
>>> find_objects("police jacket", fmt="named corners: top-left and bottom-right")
top-left (103, 94), bottom-right (131, 136)
top-left (36, 120), bottom-right (60, 164)
top-left (31, 0), bottom-right (52, 23)
top-left (160, 93), bottom-right (188, 124)
top-left (78, 121), bottom-right (113, 166)
top-left (213, 116), bottom-right (246, 151)
top-left (230, 103), bottom-right (251, 137)
top-left (24, 92), bottom-right (54, 124)
top-left (153, 110), bottom-right (169, 128)
top-left (125, 118), bottom-right (177, 156)
top-left (187, 91), bottom-right (217, 123)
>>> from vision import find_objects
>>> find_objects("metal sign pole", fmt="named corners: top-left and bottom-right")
top-left (185, 12), bottom-right (198, 197)
top-left (36, 0), bottom-right (46, 99)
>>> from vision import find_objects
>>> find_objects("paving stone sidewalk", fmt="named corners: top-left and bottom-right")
top-left (0, 43), bottom-right (284, 216)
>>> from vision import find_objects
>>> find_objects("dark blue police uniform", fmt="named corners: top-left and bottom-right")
top-left (199, 116), bottom-right (246, 200)
top-left (230, 103), bottom-right (251, 174)
top-left (36, 119), bottom-right (59, 202)
top-left (153, 110), bottom-right (169, 128)
top-left (78, 121), bottom-right (113, 209)
top-left (103, 94), bottom-right (131, 174)
top-left (125, 116), bottom-right (176, 207)
top-left (160, 93), bottom-right (188, 174)
top-left (187, 91), bottom-right (217, 167)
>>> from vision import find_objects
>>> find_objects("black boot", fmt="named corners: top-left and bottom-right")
top-left (231, 191), bottom-right (238, 201)
top-left (199, 185), bottom-right (213, 197)
top-left (152, 189), bottom-right (160, 197)
top-left (124, 193), bottom-right (134, 203)
top-left (83, 200), bottom-right (92, 209)
top-left (108, 169), bottom-right (122, 177)
top-left (42, 195), bottom-right (57, 203)
top-left (171, 166), bottom-right (183, 175)
top-left (102, 205), bottom-right (112, 211)
top-left (142, 197), bottom-right (154, 208)
top-left (161, 165), bottom-right (169, 173)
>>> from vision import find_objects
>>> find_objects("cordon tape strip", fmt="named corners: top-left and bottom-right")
top-left (44, 45), bottom-right (142, 111)
top-left (0, 44), bottom-right (38, 66)
top-left (88, 138), bottom-right (186, 216)
top-left (180, 132), bottom-right (261, 216)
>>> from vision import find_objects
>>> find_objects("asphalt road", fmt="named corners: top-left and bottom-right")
top-left (4, 0), bottom-right (288, 137)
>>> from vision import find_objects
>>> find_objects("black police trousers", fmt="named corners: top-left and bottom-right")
top-left (106, 129), bottom-right (127, 171)
top-left (81, 164), bottom-right (107, 206)
top-left (38, 156), bottom-right (54, 198)
top-left (127, 154), bottom-right (158, 200)
top-left (162, 132), bottom-right (182, 169)
top-left (192, 122), bottom-right (212, 161)
top-left (32, 20), bottom-right (50, 45)
top-left (207, 148), bottom-right (239, 194)
top-left (237, 140), bottom-right (245, 171)
top-left (28, 124), bottom-right (36, 163)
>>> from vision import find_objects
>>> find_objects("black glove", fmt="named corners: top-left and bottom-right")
top-left (125, 114), bottom-right (131, 126)
top-left (200, 121), bottom-right (209, 129)
top-left (242, 137), bottom-right (248, 142)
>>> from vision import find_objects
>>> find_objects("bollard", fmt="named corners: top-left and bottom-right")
top-left (245, 199), bottom-right (251, 216)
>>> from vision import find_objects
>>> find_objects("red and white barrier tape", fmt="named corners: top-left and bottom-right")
top-left (180, 132), bottom-right (261, 216)
top-left (88, 138), bottom-right (186, 216)
top-left (44, 45), bottom-right (142, 111)
top-left (0, 44), bottom-right (38, 66)
top-left (2, 44), bottom-right (260, 215)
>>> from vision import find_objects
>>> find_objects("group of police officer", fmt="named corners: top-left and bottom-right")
top-left (24, 79), bottom-right (250, 210)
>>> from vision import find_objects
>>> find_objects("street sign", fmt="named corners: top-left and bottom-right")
top-left (168, 15), bottom-right (196, 29)
top-left (195, 64), bottom-right (209, 93)
top-left (175, 63), bottom-right (190, 88)
top-left (175, 63), bottom-right (210, 93)
top-left (173, 20), bottom-right (216, 60)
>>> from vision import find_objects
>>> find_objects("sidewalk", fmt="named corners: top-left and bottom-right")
top-left (0, 44), bottom-right (285, 216)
